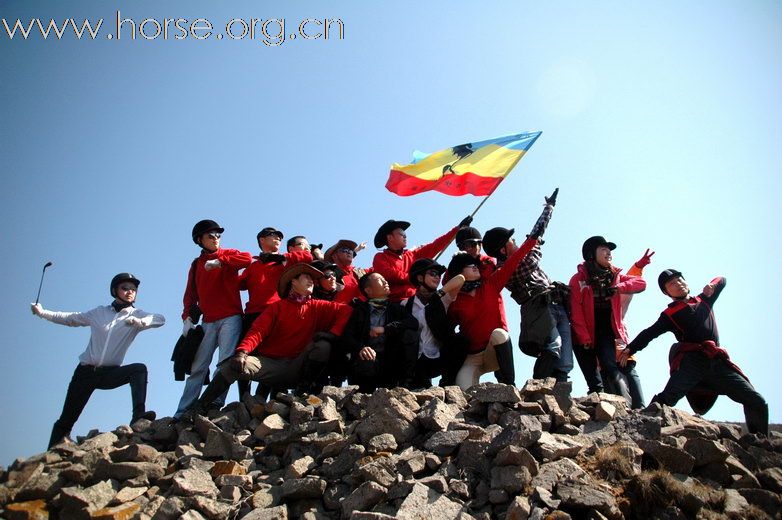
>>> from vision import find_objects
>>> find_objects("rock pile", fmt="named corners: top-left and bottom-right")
top-left (1, 379), bottom-right (781, 519)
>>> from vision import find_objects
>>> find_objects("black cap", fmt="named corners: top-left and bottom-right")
top-left (447, 252), bottom-right (480, 279)
top-left (374, 219), bottom-right (410, 249)
top-left (192, 220), bottom-right (224, 244)
top-left (408, 258), bottom-right (446, 286)
top-left (581, 236), bottom-right (616, 261)
top-left (110, 272), bottom-right (140, 297)
top-left (483, 227), bottom-right (515, 258)
top-left (455, 227), bottom-right (482, 249)
top-left (311, 260), bottom-right (341, 280)
top-left (658, 269), bottom-right (684, 295)
top-left (257, 227), bottom-right (284, 242)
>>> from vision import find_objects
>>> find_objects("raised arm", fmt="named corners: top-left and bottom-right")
top-left (31, 305), bottom-right (95, 327)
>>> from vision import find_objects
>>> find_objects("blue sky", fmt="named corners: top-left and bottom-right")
top-left (1, 0), bottom-right (780, 465)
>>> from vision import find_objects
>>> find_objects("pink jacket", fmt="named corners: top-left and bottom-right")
top-left (568, 263), bottom-right (646, 345)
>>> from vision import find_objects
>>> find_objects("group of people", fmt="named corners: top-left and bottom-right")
top-left (31, 188), bottom-right (769, 448)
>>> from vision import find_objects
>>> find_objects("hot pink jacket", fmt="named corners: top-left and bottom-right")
top-left (568, 263), bottom-right (646, 346)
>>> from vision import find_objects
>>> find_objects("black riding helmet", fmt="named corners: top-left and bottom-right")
top-left (110, 273), bottom-right (140, 297)
top-left (409, 258), bottom-right (446, 286)
top-left (191, 219), bottom-right (224, 244)
top-left (658, 269), bottom-right (684, 295)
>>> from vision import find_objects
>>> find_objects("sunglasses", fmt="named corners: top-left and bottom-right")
top-left (337, 248), bottom-right (355, 255)
top-left (206, 232), bottom-right (221, 239)
top-left (322, 272), bottom-right (337, 280)
top-left (425, 270), bottom-right (443, 277)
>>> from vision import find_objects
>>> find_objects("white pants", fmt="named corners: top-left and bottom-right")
top-left (455, 328), bottom-right (509, 390)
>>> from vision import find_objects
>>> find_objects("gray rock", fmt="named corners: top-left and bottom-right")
top-left (320, 444), bottom-right (366, 480)
top-left (349, 513), bottom-right (396, 520)
top-left (367, 433), bottom-right (398, 453)
top-left (280, 476), bottom-right (327, 499)
top-left (340, 481), bottom-right (388, 518)
top-left (637, 439), bottom-right (696, 474)
top-left (396, 482), bottom-right (475, 519)
top-left (488, 489), bottom-right (509, 504)
top-left (59, 479), bottom-right (118, 515)
top-left (472, 383), bottom-right (522, 404)
top-left (520, 378), bottom-right (557, 396)
top-left (490, 466), bottom-right (531, 493)
top-left (355, 397), bottom-right (417, 444)
top-left (290, 401), bottom-right (316, 426)
top-left (532, 486), bottom-right (560, 509)
top-left (398, 449), bottom-right (427, 478)
top-left (758, 467), bottom-right (782, 493)
top-left (109, 485), bottom-right (148, 505)
top-left (243, 505), bottom-right (289, 520)
top-left (110, 444), bottom-right (161, 463)
top-left (595, 401), bottom-right (616, 421)
top-left (488, 421), bottom-right (542, 455)
top-left (722, 488), bottom-right (750, 515)
top-left (506, 495), bottom-right (532, 520)
top-left (79, 432), bottom-right (118, 451)
top-left (417, 398), bottom-right (456, 431)
top-left (494, 445), bottom-right (539, 476)
top-left (170, 468), bottom-right (218, 498)
top-left (424, 430), bottom-right (469, 456)
top-left (418, 475), bottom-right (448, 494)
top-left (107, 462), bottom-right (165, 482)
top-left (531, 459), bottom-right (588, 492)
top-left (60, 463), bottom-right (91, 484)
top-left (254, 414), bottom-right (289, 439)
top-left (683, 437), bottom-right (729, 467)
top-left (355, 458), bottom-right (397, 488)
top-left (214, 474), bottom-right (252, 488)
top-left (180, 511), bottom-right (207, 520)
top-left (555, 482), bottom-right (621, 520)
top-left (735, 488), bottom-right (782, 518)
top-left (193, 414), bottom-right (220, 441)
top-left (444, 386), bottom-right (468, 409)
top-left (533, 432), bottom-right (584, 461)
top-left (456, 439), bottom-right (491, 477)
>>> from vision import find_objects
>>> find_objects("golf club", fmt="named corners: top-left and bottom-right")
top-left (34, 261), bottom-right (53, 305)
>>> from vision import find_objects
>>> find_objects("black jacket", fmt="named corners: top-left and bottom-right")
top-left (340, 299), bottom-right (418, 357)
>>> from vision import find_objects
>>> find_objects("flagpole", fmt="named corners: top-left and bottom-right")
top-left (433, 189), bottom-right (498, 262)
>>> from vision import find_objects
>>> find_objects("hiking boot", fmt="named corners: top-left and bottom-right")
top-left (131, 410), bottom-right (157, 424)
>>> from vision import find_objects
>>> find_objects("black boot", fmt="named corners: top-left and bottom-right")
top-left (295, 360), bottom-right (328, 396)
top-left (532, 350), bottom-right (560, 380)
top-left (193, 372), bottom-right (233, 414)
top-left (606, 371), bottom-right (631, 403)
top-left (493, 340), bottom-right (516, 386)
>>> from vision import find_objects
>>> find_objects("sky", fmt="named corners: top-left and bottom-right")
top-left (1, 0), bottom-right (780, 465)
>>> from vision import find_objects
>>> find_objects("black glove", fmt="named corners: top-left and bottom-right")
top-left (545, 188), bottom-right (559, 206)
top-left (230, 351), bottom-right (248, 373)
top-left (311, 243), bottom-right (323, 251)
top-left (267, 253), bottom-right (286, 265)
top-left (458, 215), bottom-right (473, 228)
top-left (313, 331), bottom-right (337, 344)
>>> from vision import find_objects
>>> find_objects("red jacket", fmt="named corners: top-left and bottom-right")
top-left (334, 265), bottom-right (371, 304)
top-left (182, 248), bottom-right (253, 323)
top-left (447, 238), bottom-right (537, 353)
top-left (236, 297), bottom-right (351, 359)
top-left (372, 226), bottom-right (459, 302)
top-left (239, 250), bottom-right (313, 314)
top-left (568, 263), bottom-right (646, 346)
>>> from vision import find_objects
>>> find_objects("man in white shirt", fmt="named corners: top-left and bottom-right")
top-left (404, 259), bottom-right (466, 388)
top-left (31, 273), bottom-right (165, 448)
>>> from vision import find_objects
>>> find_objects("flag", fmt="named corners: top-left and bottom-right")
top-left (385, 131), bottom-right (542, 196)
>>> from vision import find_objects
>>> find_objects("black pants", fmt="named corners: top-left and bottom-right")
top-left (236, 313), bottom-right (261, 397)
top-left (350, 330), bottom-right (419, 393)
top-left (653, 353), bottom-right (768, 435)
top-left (49, 363), bottom-right (148, 448)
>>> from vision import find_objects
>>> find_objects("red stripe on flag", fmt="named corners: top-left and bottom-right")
top-left (386, 170), bottom-right (503, 197)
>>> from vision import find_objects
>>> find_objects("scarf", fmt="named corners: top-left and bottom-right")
top-left (462, 280), bottom-right (483, 293)
top-left (585, 261), bottom-right (616, 306)
top-left (112, 301), bottom-right (134, 312)
top-left (288, 293), bottom-right (312, 304)
top-left (368, 298), bottom-right (389, 310)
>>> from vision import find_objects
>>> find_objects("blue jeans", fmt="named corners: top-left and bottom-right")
top-left (550, 303), bottom-right (573, 380)
top-left (175, 314), bottom-right (242, 417)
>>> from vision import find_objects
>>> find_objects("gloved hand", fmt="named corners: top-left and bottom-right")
top-left (125, 316), bottom-right (145, 328)
top-left (458, 215), bottom-right (473, 228)
top-left (267, 253), bottom-right (286, 265)
top-left (230, 351), bottom-right (248, 373)
top-left (182, 317), bottom-right (195, 337)
top-left (544, 187), bottom-right (559, 206)
top-left (311, 243), bottom-right (323, 252)
top-left (313, 331), bottom-right (337, 344)
top-left (634, 249), bottom-right (655, 268)
top-left (204, 259), bottom-right (222, 271)
top-left (30, 303), bottom-right (43, 316)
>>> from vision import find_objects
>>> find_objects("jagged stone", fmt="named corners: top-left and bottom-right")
top-left (203, 428), bottom-right (252, 460)
top-left (518, 401), bottom-right (546, 415)
top-left (366, 433), bottom-right (397, 453)
top-left (449, 480), bottom-right (470, 500)
top-left (61, 463), bottom-right (91, 484)
top-left (356, 458), bottom-right (397, 488)
top-left (723, 488), bottom-right (750, 515)
top-left (209, 460), bottom-right (246, 477)
top-left (472, 383), bottom-right (522, 404)
top-left (349, 513), bottom-right (396, 519)
top-left (493, 445), bottom-right (539, 475)
top-left (531, 458), bottom-right (588, 492)
top-left (488, 489), bottom-right (509, 504)
top-left (280, 476), bottom-right (327, 499)
top-left (398, 449), bottom-right (427, 478)
top-left (488, 418), bottom-right (542, 455)
top-left (59, 479), bottom-right (118, 515)
top-left (490, 465), bottom-right (531, 493)
top-left (506, 495), bottom-right (531, 520)
top-left (290, 402), bottom-right (316, 426)
top-left (110, 444), bottom-right (161, 463)
top-left (106, 462), bottom-right (165, 482)
top-left (108, 486), bottom-right (147, 505)
top-left (79, 432), bottom-right (118, 452)
top-left (417, 398), bottom-right (456, 431)
top-left (4, 499), bottom-right (49, 520)
top-left (219, 485), bottom-right (242, 502)
top-left (736, 488), bottom-right (781, 518)
top-left (13, 472), bottom-right (65, 501)
top-left (189, 494), bottom-right (235, 519)
top-left (170, 468), bottom-right (218, 498)
top-left (91, 502), bottom-right (141, 520)
top-left (533, 432), bottom-right (584, 461)
top-left (340, 481), bottom-right (388, 517)
top-left (456, 439), bottom-right (491, 477)
top-left (594, 401), bottom-right (616, 421)
top-left (422, 430), bottom-right (468, 456)
top-left (568, 407), bottom-right (591, 426)
top-left (443, 386), bottom-right (468, 409)
top-left (757, 467), bottom-right (782, 493)
top-left (286, 455), bottom-right (316, 479)
top-left (396, 482), bottom-right (475, 519)
top-left (520, 378), bottom-right (557, 396)
top-left (181, 457), bottom-right (215, 473)
top-left (320, 444), bottom-right (366, 480)
top-left (318, 397), bottom-right (342, 422)
top-left (214, 474), bottom-right (252, 488)
top-left (532, 486), bottom-right (560, 509)
top-left (555, 482), bottom-right (621, 520)
top-left (636, 439), bottom-right (695, 474)
top-left (683, 437), bottom-right (729, 467)
top-left (243, 505), bottom-right (289, 519)
top-left (355, 398), bottom-right (417, 444)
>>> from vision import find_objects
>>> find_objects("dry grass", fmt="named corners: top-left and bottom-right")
top-left (623, 469), bottom-right (725, 519)
top-left (592, 444), bottom-right (637, 481)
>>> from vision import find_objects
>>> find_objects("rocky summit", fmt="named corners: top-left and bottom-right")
top-left (1, 380), bottom-right (781, 519)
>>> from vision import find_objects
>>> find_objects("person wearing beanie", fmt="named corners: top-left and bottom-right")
top-left (372, 215), bottom-right (473, 302)
top-left (175, 220), bottom-right (253, 418)
top-left (569, 236), bottom-right (646, 404)
top-left (403, 258), bottom-right (467, 388)
top-left (485, 188), bottom-right (574, 383)
top-left (446, 220), bottom-right (539, 390)
top-left (619, 271), bottom-right (768, 435)
top-left (324, 239), bottom-right (369, 304)
top-left (31, 273), bottom-right (165, 448)
top-left (341, 272), bottom-right (420, 392)
top-left (184, 264), bottom-right (351, 414)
